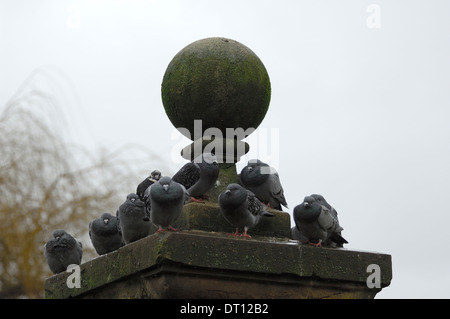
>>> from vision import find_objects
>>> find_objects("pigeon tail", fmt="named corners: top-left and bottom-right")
top-left (329, 233), bottom-right (348, 245)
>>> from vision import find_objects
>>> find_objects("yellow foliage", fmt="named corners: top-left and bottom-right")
top-left (0, 73), bottom-right (164, 298)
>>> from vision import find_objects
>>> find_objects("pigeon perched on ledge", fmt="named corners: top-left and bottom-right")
top-left (239, 159), bottom-right (288, 211)
top-left (293, 195), bottom-right (348, 247)
top-left (172, 152), bottom-right (219, 203)
top-left (136, 170), bottom-right (162, 202)
top-left (218, 183), bottom-right (274, 238)
top-left (148, 176), bottom-right (187, 233)
top-left (116, 193), bottom-right (152, 244)
top-left (44, 229), bottom-right (83, 274)
top-left (89, 212), bottom-right (123, 255)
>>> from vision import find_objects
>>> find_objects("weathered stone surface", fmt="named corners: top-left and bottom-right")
top-left (161, 37), bottom-right (271, 139)
top-left (181, 137), bottom-right (250, 163)
top-left (44, 231), bottom-right (392, 299)
top-left (173, 202), bottom-right (291, 238)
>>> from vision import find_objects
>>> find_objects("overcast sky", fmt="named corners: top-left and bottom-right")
top-left (2, 0), bottom-right (450, 299)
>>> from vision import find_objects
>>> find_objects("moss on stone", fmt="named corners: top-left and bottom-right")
top-left (45, 230), bottom-right (392, 299)
top-left (174, 202), bottom-right (291, 238)
top-left (161, 37), bottom-right (271, 139)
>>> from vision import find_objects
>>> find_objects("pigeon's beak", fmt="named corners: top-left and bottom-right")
top-left (103, 219), bottom-right (109, 224)
top-left (248, 167), bottom-right (253, 172)
top-left (225, 190), bottom-right (231, 194)
top-left (304, 202), bottom-right (310, 208)
top-left (163, 185), bottom-right (169, 192)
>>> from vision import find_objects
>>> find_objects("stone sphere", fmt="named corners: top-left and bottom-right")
top-left (161, 37), bottom-right (271, 140)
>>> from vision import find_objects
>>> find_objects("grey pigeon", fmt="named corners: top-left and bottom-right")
top-left (172, 152), bottom-right (219, 203)
top-left (218, 183), bottom-right (274, 238)
top-left (89, 212), bottom-right (124, 255)
top-left (239, 159), bottom-right (288, 211)
top-left (136, 170), bottom-right (162, 202)
top-left (149, 176), bottom-right (187, 233)
top-left (44, 229), bottom-right (83, 274)
top-left (116, 193), bottom-right (152, 244)
top-left (291, 194), bottom-right (341, 244)
top-left (293, 195), bottom-right (348, 247)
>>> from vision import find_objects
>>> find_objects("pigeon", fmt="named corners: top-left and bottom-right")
top-left (44, 229), bottom-right (83, 274)
top-left (172, 152), bottom-right (219, 203)
top-left (148, 176), bottom-right (187, 233)
top-left (89, 212), bottom-right (124, 255)
top-left (239, 159), bottom-right (288, 211)
top-left (136, 170), bottom-right (162, 202)
top-left (116, 193), bottom-right (152, 244)
top-left (293, 195), bottom-right (348, 247)
top-left (218, 183), bottom-right (274, 238)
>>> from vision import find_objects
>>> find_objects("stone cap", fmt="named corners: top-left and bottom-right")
top-left (44, 230), bottom-right (392, 299)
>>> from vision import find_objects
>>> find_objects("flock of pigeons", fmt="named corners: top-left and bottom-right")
top-left (44, 152), bottom-right (348, 275)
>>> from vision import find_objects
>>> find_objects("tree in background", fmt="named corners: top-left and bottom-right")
top-left (0, 69), bottom-right (164, 298)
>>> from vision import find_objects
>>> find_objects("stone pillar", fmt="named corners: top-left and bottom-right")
top-left (45, 203), bottom-right (392, 299)
top-left (45, 205), bottom-right (392, 298)
top-left (44, 37), bottom-right (393, 298)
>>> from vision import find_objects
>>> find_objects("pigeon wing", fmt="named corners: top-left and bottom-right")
top-left (327, 207), bottom-right (348, 244)
top-left (317, 206), bottom-right (337, 232)
top-left (246, 190), bottom-right (271, 217)
top-left (247, 191), bottom-right (262, 216)
top-left (88, 221), bottom-right (93, 240)
top-left (172, 162), bottom-right (201, 190)
top-left (269, 173), bottom-right (288, 208)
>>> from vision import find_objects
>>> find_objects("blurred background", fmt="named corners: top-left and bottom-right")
top-left (1, 0), bottom-right (450, 298)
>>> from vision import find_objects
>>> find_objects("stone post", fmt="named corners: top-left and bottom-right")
top-left (44, 37), bottom-right (392, 299)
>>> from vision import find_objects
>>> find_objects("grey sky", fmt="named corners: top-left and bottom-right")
top-left (2, 0), bottom-right (450, 298)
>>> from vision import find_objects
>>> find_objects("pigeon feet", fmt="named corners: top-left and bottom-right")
top-left (167, 225), bottom-right (179, 232)
top-left (155, 225), bottom-right (179, 234)
top-left (190, 196), bottom-right (206, 204)
top-left (299, 239), bottom-right (322, 247)
top-left (227, 229), bottom-right (252, 238)
top-left (190, 194), bottom-right (210, 203)
top-left (240, 228), bottom-right (251, 238)
top-left (310, 239), bottom-right (322, 247)
top-left (228, 229), bottom-right (240, 237)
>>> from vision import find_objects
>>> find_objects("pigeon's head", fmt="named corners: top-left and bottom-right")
top-left (47, 229), bottom-right (77, 251)
top-left (246, 159), bottom-right (261, 172)
top-left (302, 196), bottom-right (316, 208)
top-left (240, 159), bottom-right (270, 185)
top-left (52, 229), bottom-right (67, 241)
top-left (158, 176), bottom-right (172, 192)
top-left (127, 193), bottom-right (139, 201)
top-left (150, 170), bottom-right (162, 181)
top-left (202, 152), bottom-right (218, 165)
top-left (310, 194), bottom-right (331, 209)
top-left (220, 184), bottom-right (248, 209)
top-left (126, 193), bottom-right (144, 207)
top-left (293, 197), bottom-right (322, 223)
top-left (225, 183), bottom-right (242, 194)
top-left (225, 183), bottom-right (247, 199)
top-left (100, 212), bottom-right (112, 225)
